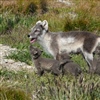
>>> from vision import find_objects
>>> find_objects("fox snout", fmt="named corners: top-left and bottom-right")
top-left (27, 34), bottom-right (37, 43)
top-left (27, 34), bottom-right (30, 38)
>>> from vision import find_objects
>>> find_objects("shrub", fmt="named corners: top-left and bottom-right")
top-left (0, 0), bottom-right (39, 15)
top-left (0, 14), bottom-right (20, 34)
top-left (64, 14), bottom-right (99, 32)
top-left (0, 87), bottom-right (31, 100)
top-left (15, 0), bottom-right (40, 15)
top-left (40, 0), bottom-right (48, 14)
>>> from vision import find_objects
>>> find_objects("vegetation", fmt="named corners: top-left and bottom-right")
top-left (0, 68), bottom-right (100, 100)
top-left (0, 0), bottom-right (100, 99)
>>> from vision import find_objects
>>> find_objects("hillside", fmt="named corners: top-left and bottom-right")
top-left (0, 0), bottom-right (100, 100)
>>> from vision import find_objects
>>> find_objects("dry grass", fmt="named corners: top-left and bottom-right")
top-left (0, 0), bottom-right (16, 6)
top-left (74, 0), bottom-right (100, 16)
top-left (0, 68), bottom-right (100, 100)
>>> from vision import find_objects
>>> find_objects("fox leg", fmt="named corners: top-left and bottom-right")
top-left (82, 51), bottom-right (96, 73)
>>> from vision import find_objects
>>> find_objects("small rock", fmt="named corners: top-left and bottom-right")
top-left (0, 44), bottom-right (34, 72)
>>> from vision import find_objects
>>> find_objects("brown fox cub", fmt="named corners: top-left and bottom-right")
top-left (57, 53), bottom-right (82, 76)
top-left (29, 45), bottom-right (69, 76)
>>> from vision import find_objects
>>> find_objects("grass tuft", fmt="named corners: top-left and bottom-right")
top-left (0, 86), bottom-right (31, 100)
top-left (0, 68), bottom-right (100, 100)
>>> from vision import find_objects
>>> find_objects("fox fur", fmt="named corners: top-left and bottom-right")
top-left (28, 20), bottom-right (100, 72)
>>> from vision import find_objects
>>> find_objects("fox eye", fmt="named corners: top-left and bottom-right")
top-left (35, 29), bottom-right (40, 32)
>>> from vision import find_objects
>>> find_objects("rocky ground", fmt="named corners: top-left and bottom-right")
top-left (0, 44), bottom-right (35, 71)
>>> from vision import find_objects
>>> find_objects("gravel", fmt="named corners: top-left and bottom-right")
top-left (0, 44), bottom-right (35, 72)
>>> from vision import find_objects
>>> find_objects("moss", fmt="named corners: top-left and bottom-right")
top-left (0, 87), bottom-right (31, 100)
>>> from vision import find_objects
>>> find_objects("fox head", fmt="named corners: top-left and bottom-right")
top-left (28, 20), bottom-right (48, 43)
top-left (30, 45), bottom-right (43, 59)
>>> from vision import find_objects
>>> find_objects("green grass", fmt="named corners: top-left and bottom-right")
top-left (0, 0), bottom-right (100, 99)
top-left (0, 68), bottom-right (100, 100)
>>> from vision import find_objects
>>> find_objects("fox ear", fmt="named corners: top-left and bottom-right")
top-left (42, 20), bottom-right (48, 31)
top-left (29, 45), bottom-right (36, 50)
top-left (34, 50), bottom-right (38, 54)
top-left (36, 20), bottom-right (42, 24)
top-left (30, 45), bottom-right (33, 48)
top-left (31, 20), bottom-right (42, 30)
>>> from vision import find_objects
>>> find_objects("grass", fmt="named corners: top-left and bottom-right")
top-left (0, 0), bottom-right (100, 99)
top-left (0, 87), bottom-right (31, 100)
top-left (0, 68), bottom-right (100, 100)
